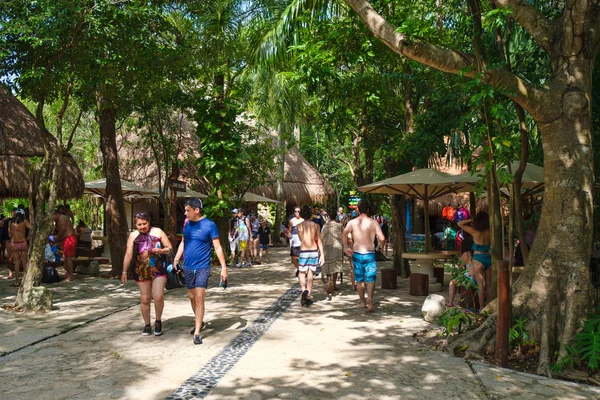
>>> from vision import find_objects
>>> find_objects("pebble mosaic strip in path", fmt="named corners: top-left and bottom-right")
top-left (166, 284), bottom-right (300, 399)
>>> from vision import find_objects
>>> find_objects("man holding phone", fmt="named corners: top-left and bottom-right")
top-left (173, 198), bottom-right (228, 345)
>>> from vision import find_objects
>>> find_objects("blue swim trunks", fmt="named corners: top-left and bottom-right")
top-left (352, 251), bottom-right (377, 283)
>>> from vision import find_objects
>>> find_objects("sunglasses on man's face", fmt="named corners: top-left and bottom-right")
top-left (295, 210), bottom-right (300, 213)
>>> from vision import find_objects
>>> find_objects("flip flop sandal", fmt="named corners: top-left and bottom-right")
top-left (301, 290), bottom-right (308, 306)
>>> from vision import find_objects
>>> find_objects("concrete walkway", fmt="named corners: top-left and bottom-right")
top-left (1, 248), bottom-right (599, 399)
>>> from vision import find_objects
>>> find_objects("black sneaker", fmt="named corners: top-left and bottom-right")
top-left (142, 324), bottom-right (152, 336)
top-left (306, 298), bottom-right (313, 306)
top-left (190, 321), bottom-right (207, 335)
top-left (154, 320), bottom-right (163, 336)
top-left (193, 334), bottom-right (203, 345)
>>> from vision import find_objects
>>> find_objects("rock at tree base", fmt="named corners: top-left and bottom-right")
top-left (76, 261), bottom-right (100, 275)
top-left (422, 294), bottom-right (445, 323)
top-left (17, 286), bottom-right (53, 311)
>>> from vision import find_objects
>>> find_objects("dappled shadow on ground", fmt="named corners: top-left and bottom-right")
top-left (0, 248), bottom-right (312, 399)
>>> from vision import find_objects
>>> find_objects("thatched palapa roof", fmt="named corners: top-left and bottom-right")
top-left (0, 87), bottom-right (84, 199)
top-left (252, 147), bottom-right (333, 205)
top-left (418, 192), bottom-right (488, 216)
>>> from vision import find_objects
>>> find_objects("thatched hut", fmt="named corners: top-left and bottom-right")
top-left (0, 87), bottom-right (84, 199)
top-left (252, 146), bottom-right (334, 206)
top-left (420, 192), bottom-right (488, 216)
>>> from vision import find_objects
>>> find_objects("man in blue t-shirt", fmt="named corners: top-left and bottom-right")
top-left (173, 198), bottom-right (228, 345)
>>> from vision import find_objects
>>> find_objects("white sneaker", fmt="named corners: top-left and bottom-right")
top-left (235, 262), bottom-right (242, 268)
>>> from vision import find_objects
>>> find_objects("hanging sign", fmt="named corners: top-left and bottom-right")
top-left (169, 179), bottom-right (186, 192)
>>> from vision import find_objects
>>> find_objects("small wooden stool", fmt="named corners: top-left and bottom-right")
top-left (433, 267), bottom-right (445, 286)
top-left (410, 273), bottom-right (429, 296)
top-left (381, 268), bottom-right (397, 289)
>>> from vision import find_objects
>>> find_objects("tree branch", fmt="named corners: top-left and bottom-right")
top-left (65, 108), bottom-right (83, 153)
top-left (343, 0), bottom-right (548, 119)
top-left (492, 0), bottom-right (557, 55)
top-left (330, 151), bottom-right (355, 177)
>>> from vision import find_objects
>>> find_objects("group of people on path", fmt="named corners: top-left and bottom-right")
top-left (1, 204), bottom-right (91, 284)
top-left (122, 197), bottom-right (388, 345)
top-left (288, 201), bottom-right (386, 312)
top-left (227, 209), bottom-right (272, 268)
top-left (122, 198), bottom-right (227, 345)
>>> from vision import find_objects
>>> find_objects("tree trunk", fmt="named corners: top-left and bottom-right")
top-left (98, 92), bottom-right (128, 277)
top-left (15, 149), bottom-right (60, 310)
top-left (512, 111), bottom-right (593, 375)
top-left (274, 128), bottom-right (286, 244)
top-left (450, 95), bottom-right (594, 375)
top-left (390, 194), bottom-right (410, 277)
top-left (168, 163), bottom-right (178, 242)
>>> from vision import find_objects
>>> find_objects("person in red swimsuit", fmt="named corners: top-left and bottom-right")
top-left (53, 206), bottom-right (76, 281)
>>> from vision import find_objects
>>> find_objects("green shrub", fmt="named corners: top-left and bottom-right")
top-left (551, 314), bottom-right (600, 374)
top-left (509, 317), bottom-right (530, 346)
top-left (438, 307), bottom-right (474, 335)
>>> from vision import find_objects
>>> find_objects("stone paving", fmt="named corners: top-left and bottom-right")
top-left (1, 248), bottom-right (600, 399)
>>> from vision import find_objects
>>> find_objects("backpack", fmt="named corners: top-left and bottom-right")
top-left (42, 264), bottom-right (61, 283)
top-left (166, 266), bottom-right (186, 289)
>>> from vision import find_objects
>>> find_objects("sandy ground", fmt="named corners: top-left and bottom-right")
top-left (1, 248), bottom-right (599, 399)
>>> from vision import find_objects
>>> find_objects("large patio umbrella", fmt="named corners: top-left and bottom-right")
top-left (454, 161), bottom-right (544, 197)
top-left (357, 169), bottom-right (473, 252)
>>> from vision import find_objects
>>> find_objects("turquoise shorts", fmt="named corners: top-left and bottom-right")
top-left (353, 252), bottom-right (377, 283)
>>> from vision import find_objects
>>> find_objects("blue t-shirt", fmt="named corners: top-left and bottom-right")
top-left (183, 218), bottom-right (219, 270)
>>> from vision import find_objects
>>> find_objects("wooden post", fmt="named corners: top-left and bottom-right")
top-left (496, 259), bottom-right (510, 367)
top-left (423, 185), bottom-right (431, 252)
top-left (168, 164), bottom-right (179, 242)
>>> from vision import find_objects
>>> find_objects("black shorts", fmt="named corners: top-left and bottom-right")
top-left (252, 232), bottom-right (258, 240)
top-left (290, 246), bottom-right (301, 257)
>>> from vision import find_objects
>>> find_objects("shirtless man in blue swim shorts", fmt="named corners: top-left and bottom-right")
top-left (342, 200), bottom-right (386, 312)
top-left (296, 205), bottom-right (324, 307)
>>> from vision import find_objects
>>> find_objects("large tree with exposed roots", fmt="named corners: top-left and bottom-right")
top-left (342, 0), bottom-right (599, 374)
